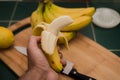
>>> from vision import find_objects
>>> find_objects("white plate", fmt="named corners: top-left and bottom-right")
top-left (92, 8), bottom-right (120, 28)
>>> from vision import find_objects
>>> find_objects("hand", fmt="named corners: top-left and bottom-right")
top-left (19, 36), bottom-right (59, 80)
top-left (19, 36), bottom-right (66, 80)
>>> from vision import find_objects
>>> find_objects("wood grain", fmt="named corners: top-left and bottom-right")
top-left (8, 17), bottom-right (30, 31)
top-left (0, 17), bottom-right (120, 80)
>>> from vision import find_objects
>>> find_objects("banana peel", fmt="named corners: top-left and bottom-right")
top-left (33, 23), bottom-right (77, 43)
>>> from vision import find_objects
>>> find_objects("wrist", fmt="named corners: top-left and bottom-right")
top-left (19, 66), bottom-right (58, 80)
top-left (19, 67), bottom-right (47, 80)
top-left (33, 66), bottom-right (58, 80)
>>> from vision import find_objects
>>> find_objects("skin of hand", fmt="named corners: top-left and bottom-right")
top-left (19, 36), bottom-right (61, 80)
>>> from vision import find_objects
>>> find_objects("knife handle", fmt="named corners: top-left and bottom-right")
top-left (69, 68), bottom-right (96, 80)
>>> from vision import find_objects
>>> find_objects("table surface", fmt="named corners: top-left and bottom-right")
top-left (0, 1), bottom-right (120, 80)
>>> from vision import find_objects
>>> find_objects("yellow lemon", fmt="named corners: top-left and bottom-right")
top-left (0, 26), bottom-right (14, 49)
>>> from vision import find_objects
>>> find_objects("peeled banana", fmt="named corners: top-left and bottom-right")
top-left (34, 16), bottom-right (73, 72)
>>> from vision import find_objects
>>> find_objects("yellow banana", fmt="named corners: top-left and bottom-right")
top-left (46, 1), bottom-right (85, 14)
top-left (33, 16), bottom-right (73, 72)
top-left (44, 5), bottom-right (92, 31)
top-left (46, 2), bottom-right (95, 18)
top-left (45, 45), bottom-right (63, 72)
top-left (43, 5), bottom-right (54, 23)
top-left (52, 7), bottom-right (95, 19)
top-left (62, 16), bottom-right (92, 31)
top-left (31, 2), bottom-right (44, 29)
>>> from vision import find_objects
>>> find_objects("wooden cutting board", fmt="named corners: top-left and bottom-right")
top-left (0, 17), bottom-right (120, 80)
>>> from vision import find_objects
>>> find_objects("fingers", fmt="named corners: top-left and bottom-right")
top-left (27, 36), bottom-right (44, 57)
top-left (58, 51), bottom-right (63, 59)
top-left (60, 59), bottom-right (66, 67)
top-left (58, 50), bottom-right (66, 67)
top-left (28, 36), bottom-right (67, 68)
top-left (28, 36), bottom-right (41, 47)
top-left (28, 36), bottom-right (41, 51)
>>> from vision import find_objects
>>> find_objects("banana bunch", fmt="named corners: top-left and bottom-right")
top-left (30, 0), bottom-right (95, 72)
top-left (43, 1), bottom-right (95, 31)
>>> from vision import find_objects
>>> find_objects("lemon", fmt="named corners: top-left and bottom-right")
top-left (0, 26), bottom-right (14, 49)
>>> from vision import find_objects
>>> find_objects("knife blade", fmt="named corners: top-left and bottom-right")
top-left (14, 46), bottom-right (96, 80)
top-left (14, 46), bottom-right (27, 56)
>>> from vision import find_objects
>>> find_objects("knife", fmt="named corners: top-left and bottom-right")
top-left (14, 46), bottom-right (96, 80)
